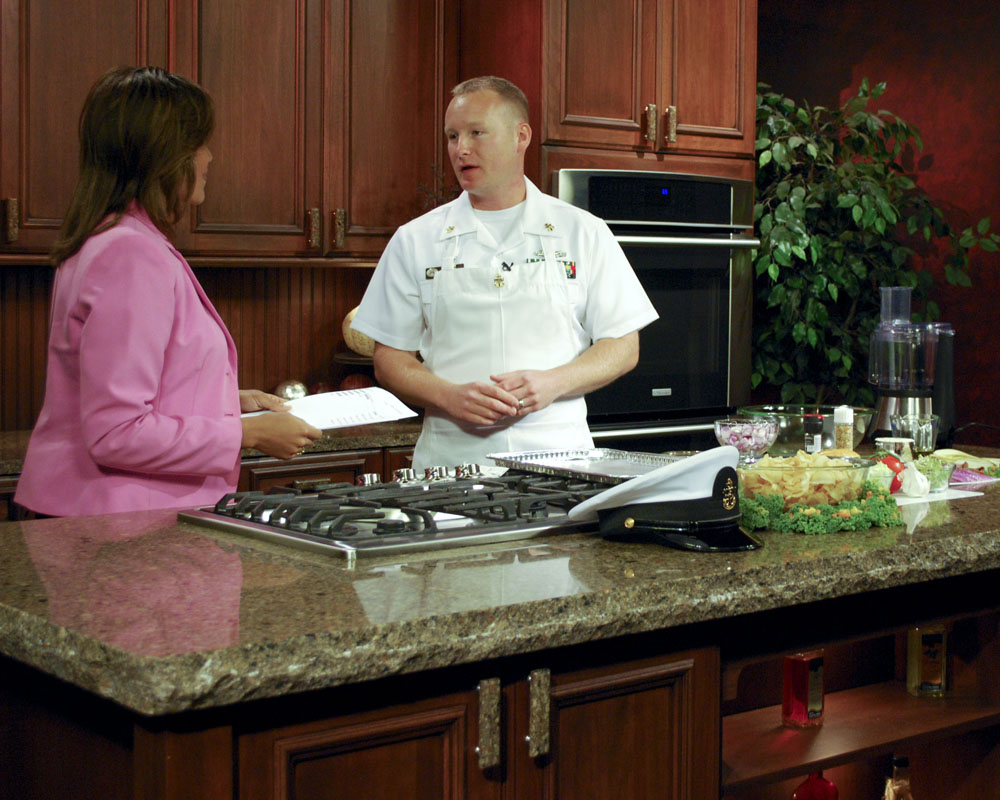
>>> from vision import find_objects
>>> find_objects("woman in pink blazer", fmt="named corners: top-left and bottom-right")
top-left (15, 66), bottom-right (321, 516)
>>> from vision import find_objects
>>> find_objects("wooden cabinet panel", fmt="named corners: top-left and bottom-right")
top-left (238, 690), bottom-right (493, 800)
top-left (542, 0), bottom-right (756, 158)
top-left (170, 0), bottom-right (324, 256)
top-left (512, 649), bottom-right (720, 800)
top-left (671, 0), bottom-right (756, 155)
top-left (0, 0), bottom-right (169, 253)
top-left (543, 0), bottom-right (658, 149)
top-left (239, 449), bottom-right (382, 492)
top-left (327, 0), bottom-right (459, 256)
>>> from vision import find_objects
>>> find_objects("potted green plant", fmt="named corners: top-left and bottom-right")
top-left (751, 79), bottom-right (998, 405)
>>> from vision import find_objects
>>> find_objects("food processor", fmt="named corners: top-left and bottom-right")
top-left (868, 286), bottom-right (955, 445)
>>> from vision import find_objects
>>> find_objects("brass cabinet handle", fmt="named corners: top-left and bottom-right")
top-left (644, 103), bottom-right (658, 145)
top-left (666, 104), bottom-right (677, 144)
top-left (333, 207), bottom-right (346, 249)
top-left (2, 198), bottom-right (19, 243)
top-left (306, 207), bottom-right (321, 249)
top-left (476, 677), bottom-right (501, 770)
top-left (526, 668), bottom-right (551, 758)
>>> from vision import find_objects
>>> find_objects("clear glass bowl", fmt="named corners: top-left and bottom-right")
top-left (714, 416), bottom-right (779, 464)
top-left (738, 405), bottom-right (875, 456)
top-left (738, 456), bottom-right (872, 509)
top-left (914, 456), bottom-right (956, 492)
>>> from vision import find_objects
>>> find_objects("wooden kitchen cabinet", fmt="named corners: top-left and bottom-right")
top-left (542, 0), bottom-right (757, 158)
top-left (0, 0), bottom-right (458, 260)
top-left (0, 0), bottom-right (172, 254)
top-left (237, 646), bottom-right (720, 800)
top-left (172, 0), bottom-right (459, 258)
top-left (238, 449), bottom-right (383, 492)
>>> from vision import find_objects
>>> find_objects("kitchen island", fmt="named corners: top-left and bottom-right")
top-left (2, 477), bottom-right (999, 799)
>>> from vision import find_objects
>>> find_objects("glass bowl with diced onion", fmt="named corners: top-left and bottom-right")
top-left (737, 452), bottom-right (872, 510)
top-left (714, 416), bottom-right (779, 465)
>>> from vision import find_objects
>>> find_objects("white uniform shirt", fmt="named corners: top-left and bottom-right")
top-left (352, 178), bottom-right (658, 467)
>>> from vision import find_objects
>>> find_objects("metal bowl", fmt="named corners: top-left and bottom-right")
top-left (738, 455), bottom-right (872, 510)
top-left (738, 405), bottom-right (875, 456)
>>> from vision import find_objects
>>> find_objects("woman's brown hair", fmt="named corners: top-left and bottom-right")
top-left (50, 66), bottom-right (214, 265)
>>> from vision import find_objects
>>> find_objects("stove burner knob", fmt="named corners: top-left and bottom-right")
top-left (393, 468), bottom-right (417, 483)
top-left (454, 464), bottom-right (469, 479)
top-left (356, 473), bottom-right (383, 486)
top-left (424, 466), bottom-right (451, 481)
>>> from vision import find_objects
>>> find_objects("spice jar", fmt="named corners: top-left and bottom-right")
top-left (833, 406), bottom-right (854, 450)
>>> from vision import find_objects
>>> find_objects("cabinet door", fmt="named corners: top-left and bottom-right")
top-left (170, 0), bottom-right (326, 256)
top-left (0, 0), bottom-right (169, 254)
top-left (325, 0), bottom-right (458, 256)
top-left (238, 688), bottom-right (498, 800)
top-left (668, 0), bottom-right (756, 156)
top-left (239, 450), bottom-right (383, 492)
top-left (511, 648), bottom-right (720, 800)
top-left (543, 0), bottom-right (755, 158)
top-left (543, 0), bottom-right (659, 150)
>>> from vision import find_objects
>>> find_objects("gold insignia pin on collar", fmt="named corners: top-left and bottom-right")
top-left (445, 225), bottom-right (455, 233)
top-left (544, 223), bottom-right (554, 231)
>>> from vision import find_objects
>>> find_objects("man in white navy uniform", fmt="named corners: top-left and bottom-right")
top-left (351, 76), bottom-right (658, 470)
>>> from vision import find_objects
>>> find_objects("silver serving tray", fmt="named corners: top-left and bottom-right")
top-left (487, 448), bottom-right (694, 484)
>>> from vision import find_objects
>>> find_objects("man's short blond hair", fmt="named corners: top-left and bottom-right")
top-left (451, 76), bottom-right (529, 123)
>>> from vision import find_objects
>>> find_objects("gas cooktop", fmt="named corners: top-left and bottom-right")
top-left (178, 467), bottom-right (610, 566)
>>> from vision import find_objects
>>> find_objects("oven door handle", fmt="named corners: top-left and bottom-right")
top-left (591, 423), bottom-right (715, 440)
top-left (613, 235), bottom-right (760, 248)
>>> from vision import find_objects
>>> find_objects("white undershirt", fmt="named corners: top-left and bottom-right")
top-left (472, 202), bottom-right (525, 250)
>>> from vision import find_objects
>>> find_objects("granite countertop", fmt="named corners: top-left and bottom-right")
top-left (2, 472), bottom-right (1000, 717)
top-left (0, 421), bottom-right (423, 475)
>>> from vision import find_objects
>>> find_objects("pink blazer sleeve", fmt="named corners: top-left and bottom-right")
top-left (73, 229), bottom-right (242, 477)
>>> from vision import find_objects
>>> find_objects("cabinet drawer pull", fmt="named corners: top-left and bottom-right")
top-left (333, 207), bottom-right (346, 248)
top-left (476, 677), bottom-right (501, 770)
top-left (666, 105), bottom-right (677, 143)
top-left (306, 207), bottom-right (321, 249)
top-left (2, 198), bottom-right (19, 243)
top-left (526, 668), bottom-right (551, 758)
top-left (644, 103), bottom-right (658, 145)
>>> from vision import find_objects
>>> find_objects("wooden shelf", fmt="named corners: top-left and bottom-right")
top-left (722, 680), bottom-right (1000, 792)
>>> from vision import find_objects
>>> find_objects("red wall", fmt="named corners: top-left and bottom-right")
top-left (758, 0), bottom-right (1000, 446)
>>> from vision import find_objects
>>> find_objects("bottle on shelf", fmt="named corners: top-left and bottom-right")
top-left (782, 650), bottom-right (825, 727)
top-left (792, 770), bottom-right (839, 799)
top-left (907, 623), bottom-right (947, 697)
top-left (882, 754), bottom-right (914, 800)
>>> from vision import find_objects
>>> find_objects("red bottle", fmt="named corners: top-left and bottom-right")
top-left (792, 771), bottom-right (839, 799)
top-left (782, 650), bottom-right (825, 727)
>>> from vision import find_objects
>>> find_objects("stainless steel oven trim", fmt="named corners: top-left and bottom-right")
top-left (613, 235), bottom-right (760, 247)
top-left (591, 423), bottom-right (714, 440)
top-left (605, 219), bottom-right (750, 231)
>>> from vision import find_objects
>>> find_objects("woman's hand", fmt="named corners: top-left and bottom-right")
top-left (240, 408), bottom-right (322, 460)
top-left (239, 389), bottom-right (290, 413)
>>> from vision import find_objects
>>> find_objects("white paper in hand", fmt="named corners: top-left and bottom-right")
top-left (243, 387), bottom-right (416, 430)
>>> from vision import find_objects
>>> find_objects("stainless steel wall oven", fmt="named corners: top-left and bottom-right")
top-left (554, 169), bottom-right (758, 449)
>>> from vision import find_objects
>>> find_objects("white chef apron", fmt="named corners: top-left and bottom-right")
top-left (414, 231), bottom-right (594, 469)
